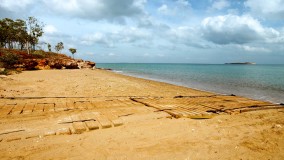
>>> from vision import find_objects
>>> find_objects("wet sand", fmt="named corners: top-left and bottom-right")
top-left (0, 69), bottom-right (283, 160)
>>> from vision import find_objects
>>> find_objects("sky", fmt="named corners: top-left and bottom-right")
top-left (0, 0), bottom-right (284, 64)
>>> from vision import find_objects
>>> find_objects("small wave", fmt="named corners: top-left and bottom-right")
top-left (113, 70), bottom-right (123, 73)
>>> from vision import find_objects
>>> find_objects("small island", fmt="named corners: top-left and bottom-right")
top-left (225, 62), bottom-right (256, 65)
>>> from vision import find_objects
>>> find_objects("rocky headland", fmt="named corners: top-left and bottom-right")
top-left (0, 49), bottom-right (96, 74)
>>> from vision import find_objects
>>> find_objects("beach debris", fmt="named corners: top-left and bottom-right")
top-left (0, 129), bottom-right (25, 135)
top-left (6, 137), bottom-right (22, 142)
top-left (239, 105), bottom-right (284, 113)
top-left (188, 114), bottom-right (214, 119)
top-left (0, 75), bottom-right (7, 78)
top-left (118, 113), bottom-right (134, 117)
top-left (43, 130), bottom-right (56, 137)
top-left (131, 95), bottom-right (277, 119)
top-left (272, 124), bottom-right (282, 129)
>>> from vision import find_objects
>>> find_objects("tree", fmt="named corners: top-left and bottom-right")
top-left (14, 19), bottom-right (28, 50)
top-left (0, 18), bottom-right (27, 50)
top-left (0, 17), bottom-right (44, 52)
top-left (26, 17), bottom-right (44, 54)
top-left (55, 42), bottom-right (64, 53)
top-left (0, 18), bottom-right (14, 49)
top-left (69, 48), bottom-right (76, 59)
top-left (47, 43), bottom-right (52, 52)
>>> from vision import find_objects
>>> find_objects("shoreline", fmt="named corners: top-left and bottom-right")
top-left (95, 62), bottom-right (284, 104)
top-left (0, 69), bottom-right (283, 159)
top-left (108, 68), bottom-right (282, 104)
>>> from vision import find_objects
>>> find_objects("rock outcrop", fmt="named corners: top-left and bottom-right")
top-left (0, 49), bottom-right (96, 71)
top-left (16, 58), bottom-right (96, 70)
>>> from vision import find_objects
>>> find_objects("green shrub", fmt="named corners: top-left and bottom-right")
top-left (0, 51), bottom-right (20, 68)
top-left (0, 69), bottom-right (8, 75)
top-left (31, 50), bottom-right (46, 58)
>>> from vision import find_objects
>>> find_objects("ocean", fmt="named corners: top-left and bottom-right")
top-left (96, 63), bottom-right (284, 104)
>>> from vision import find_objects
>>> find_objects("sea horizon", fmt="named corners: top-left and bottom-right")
top-left (96, 62), bottom-right (284, 65)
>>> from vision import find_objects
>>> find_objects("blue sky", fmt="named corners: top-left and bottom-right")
top-left (1, 0), bottom-right (284, 64)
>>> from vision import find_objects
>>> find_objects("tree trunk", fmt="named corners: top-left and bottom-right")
top-left (26, 41), bottom-right (30, 54)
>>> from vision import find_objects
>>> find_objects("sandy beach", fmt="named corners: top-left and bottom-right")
top-left (0, 69), bottom-right (283, 160)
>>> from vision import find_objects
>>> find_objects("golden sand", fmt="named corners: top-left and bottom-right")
top-left (0, 69), bottom-right (283, 159)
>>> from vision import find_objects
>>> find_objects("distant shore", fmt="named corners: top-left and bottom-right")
top-left (225, 62), bottom-right (256, 65)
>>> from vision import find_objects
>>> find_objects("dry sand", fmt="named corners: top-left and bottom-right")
top-left (0, 69), bottom-right (283, 160)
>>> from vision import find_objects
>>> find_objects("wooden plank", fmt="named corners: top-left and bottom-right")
top-left (55, 101), bottom-right (67, 112)
top-left (74, 102), bottom-right (85, 109)
top-left (6, 136), bottom-right (22, 142)
top-left (80, 112), bottom-right (96, 121)
top-left (25, 132), bottom-right (40, 139)
top-left (102, 111), bottom-right (118, 120)
top-left (44, 103), bottom-right (54, 112)
top-left (11, 102), bottom-right (26, 115)
top-left (96, 115), bottom-right (112, 128)
top-left (0, 104), bottom-right (15, 116)
top-left (0, 102), bottom-right (5, 110)
top-left (165, 110), bottom-right (183, 118)
top-left (57, 116), bottom-right (73, 124)
top-left (112, 118), bottom-right (123, 127)
top-left (71, 114), bottom-right (81, 122)
top-left (66, 101), bottom-right (75, 110)
top-left (43, 130), bottom-right (56, 137)
top-left (239, 105), bottom-right (284, 113)
top-left (22, 103), bottom-right (35, 114)
top-left (56, 127), bottom-right (71, 135)
top-left (72, 122), bottom-right (87, 134)
top-left (33, 103), bottom-right (44, 113)
top-left (85, 121), bottom-right (100, 130)
top-left (85, 102), bottom-right (94, 109)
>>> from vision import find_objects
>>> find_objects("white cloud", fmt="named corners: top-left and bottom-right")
top-left (157, 0), bottom-right (191, 17)
top-left (158, 4), bottom-right (169, 15)
top-left (108, 53), bottom-right (115, 56)
top-left (245, 0), bottom-right (284, 20)
top-left (0, 0), bottom-right (33, 11)
top-left (210, 0), bottom-right (230, 10)
top-left (85, 52), bottom-right (95, 55)
top-left (81, 32), bottom-right (112, 47)
top-left (167, 26), bottom-right (210, 48)
top-left (176, 0), bottom-right (190, 7)
top-left (115, 27), bottom-right (151, 43)
top-left (43, 0), bottom-right (145, 22)
top-left (201, 14), bottom-right (279, 44)
top-left (237, 45), bottom-right (271, 53)
top-left (44, 25), bottom-right (58, 34)
top-left (81, 27), bottom-right (151, 47)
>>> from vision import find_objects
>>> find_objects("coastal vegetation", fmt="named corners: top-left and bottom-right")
top-left (0, 17), bottom-right (92, 75)
top-left (0, 17), bottom-right (44, 54)
top-left (69, 48), bottom-right (77, 59)
top-left (55, 42), bottom-right (64, 53)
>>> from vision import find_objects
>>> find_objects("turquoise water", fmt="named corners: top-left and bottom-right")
top-left (97, 63), bottom-right (284, 103)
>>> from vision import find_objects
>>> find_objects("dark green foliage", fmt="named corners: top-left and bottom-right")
top-left (0, 69), bottom-right (9, 75)
top-left (69, 48), bottom-right (76, 59)
top-left (0, 50), bottom-right (21, 68)
top-left (31, 50), bottom-right (46, 58)
top-left (48, 43), bottom-right (52, 52)
top-left (55, 42), bottom-right (64, 53)
top-left (0, 17), bottom-right (44, 52)
top-left (26, 17), bottom-right (44, 51)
